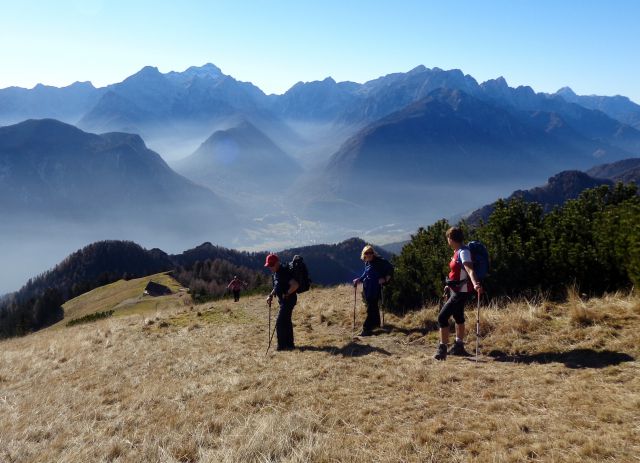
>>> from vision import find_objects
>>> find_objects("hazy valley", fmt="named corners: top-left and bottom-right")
top-left (1, 63), bottom-right (640, 293)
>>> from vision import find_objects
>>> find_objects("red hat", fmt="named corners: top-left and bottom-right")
top-left (264, 254), bottom-right (279, 267)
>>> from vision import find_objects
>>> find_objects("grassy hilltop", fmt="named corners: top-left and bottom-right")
top-left (1, 285), bottom-right (639, 462)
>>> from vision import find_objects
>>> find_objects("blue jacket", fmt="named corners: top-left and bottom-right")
top-left (357, 257), bottom-right (393, 300)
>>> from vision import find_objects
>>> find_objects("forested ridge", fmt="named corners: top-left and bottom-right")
top-left (0, 237), bottom-right (385, 338)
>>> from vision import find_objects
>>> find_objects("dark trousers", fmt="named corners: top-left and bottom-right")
top-left (232, 290), bottom-right (240, 302)
top-left (363, 294), bottom-right (381, 332)
top-left (438, 291), bottom-right (470, 328)
top-left (276, 296), bottom-right (296, 349)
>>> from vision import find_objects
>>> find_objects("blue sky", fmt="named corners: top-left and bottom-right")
top-left (1, 0), bottom-right (639, 101)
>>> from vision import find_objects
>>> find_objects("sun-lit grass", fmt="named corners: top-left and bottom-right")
top-left (54, 273), bottom-right (191, 328)
top-left (1, 285), bottom-right (638, 462)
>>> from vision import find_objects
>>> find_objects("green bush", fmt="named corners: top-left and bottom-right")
top-left (388, 183), bottom-right (639, 312)
top-left (66, 310), bottom-right (115, 327)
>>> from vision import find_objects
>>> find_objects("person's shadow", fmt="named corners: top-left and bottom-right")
top-left (298, 341), bottom-right (392, 357)
top-left (488, 348), bottom-right (634, 369)
top-left (379, 320), bottom-right (440, 336)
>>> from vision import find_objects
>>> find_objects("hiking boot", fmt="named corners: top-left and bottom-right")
top-left (448, 341), bottom-right (472, 357)
top-left (434, 343), bottom-right (448, 361)
top-left (358, 330), bottom-right (373, 337)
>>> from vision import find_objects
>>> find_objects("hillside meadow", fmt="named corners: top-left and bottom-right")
top-left (1, 285), bottom-right (639, 462)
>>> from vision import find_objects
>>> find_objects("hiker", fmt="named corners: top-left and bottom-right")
top-left (265, 254), bottom-right (299, 351)
top-left (227, 275), bottom-right (248, 302)
top-left (353, 245), bottom-right (393, 336)
top-left (434, 227), bottom-right (483, 360)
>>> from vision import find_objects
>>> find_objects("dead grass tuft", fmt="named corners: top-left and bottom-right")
top-left (106, 441), bottom-right (124, 462)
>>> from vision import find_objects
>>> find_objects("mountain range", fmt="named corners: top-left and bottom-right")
top-left (299, 87), bottom-right (635, 223)
top-left (1, 64), bottom-right (640, 291)
top-left (3, 64), bottom-right (640, 157)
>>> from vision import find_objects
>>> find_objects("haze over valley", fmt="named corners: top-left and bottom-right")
top-left (1, 63), bottom-right (639, 293)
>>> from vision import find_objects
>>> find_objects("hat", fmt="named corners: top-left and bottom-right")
top-left (264, 254), bottom-right (279, 267)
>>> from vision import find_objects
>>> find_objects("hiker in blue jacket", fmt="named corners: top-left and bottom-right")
top-left (353, 245), bottom-right (393, 336)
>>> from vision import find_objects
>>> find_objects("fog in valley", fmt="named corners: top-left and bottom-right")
top-left (2, 63), bottom-right (638, 295)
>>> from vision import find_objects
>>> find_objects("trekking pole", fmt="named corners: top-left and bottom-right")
top-left (380, 286), bottom-right (384, 328)
top-left (380, 286), bottom-right (385, 328)
top-left (476, 291), bottom-right (480, 363)
top-left (266, 299), bottom-right (276, 355)
top-left (352, 285), bottom-right (357, 337)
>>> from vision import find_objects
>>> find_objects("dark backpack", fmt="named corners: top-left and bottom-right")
top-left (289, 255), bottom-right (311, 293)
top-left (467, 241), bottom-right (490, 280)
top-left (372, 256), bottom-right (394, 281)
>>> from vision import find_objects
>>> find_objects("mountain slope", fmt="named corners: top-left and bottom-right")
top-left (586, 157), bottom-right (640, 184)
top-left (173, 120), bottom-right (302, 198)
top-left (299, 88), bottom-right (632, 227)
top-left (556, 86), bottom-right (640, 130)
top-left (465, 157), bottom-right (640, 225)
top-left (57, 272), bottom-right (189, 326)
top-left (0, 240), bottom-right (173, 338)
top-left (0, 119), bottom-right (231, 221)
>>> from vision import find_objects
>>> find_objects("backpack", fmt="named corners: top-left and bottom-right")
top-left (467, 241), bottom-right (489, 280)
top-left (372, 256), bottom-right (394, 281)
top-left (288, 255), bottom-right (311, 293)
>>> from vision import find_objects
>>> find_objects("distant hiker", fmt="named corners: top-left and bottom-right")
top-left (227, 276), bottom-right (248, 302)
top-left (434, 227), bottom-right (483, 360)
top-left (265, 254), bottom-right (299, 351)
top-left (353, 245), bottom-right (393, 336)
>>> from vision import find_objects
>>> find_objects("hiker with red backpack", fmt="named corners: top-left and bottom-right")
top-left (227, 276), bottom-right (248, 302)
top-left (434, 227), bottom-right (486, 360)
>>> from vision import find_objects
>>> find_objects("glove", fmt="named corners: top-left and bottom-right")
top-left (352, 278), bottom-right (359, 287)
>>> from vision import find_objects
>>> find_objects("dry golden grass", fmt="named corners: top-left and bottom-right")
top-left (1, 285), bottom-right (639, 462)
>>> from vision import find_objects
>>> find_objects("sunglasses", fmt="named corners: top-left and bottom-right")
top-left (364, 251), bottom-right (374, 255)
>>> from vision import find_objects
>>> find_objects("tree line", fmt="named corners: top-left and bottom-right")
top-left (173, 258), bottom-right (270, 302)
